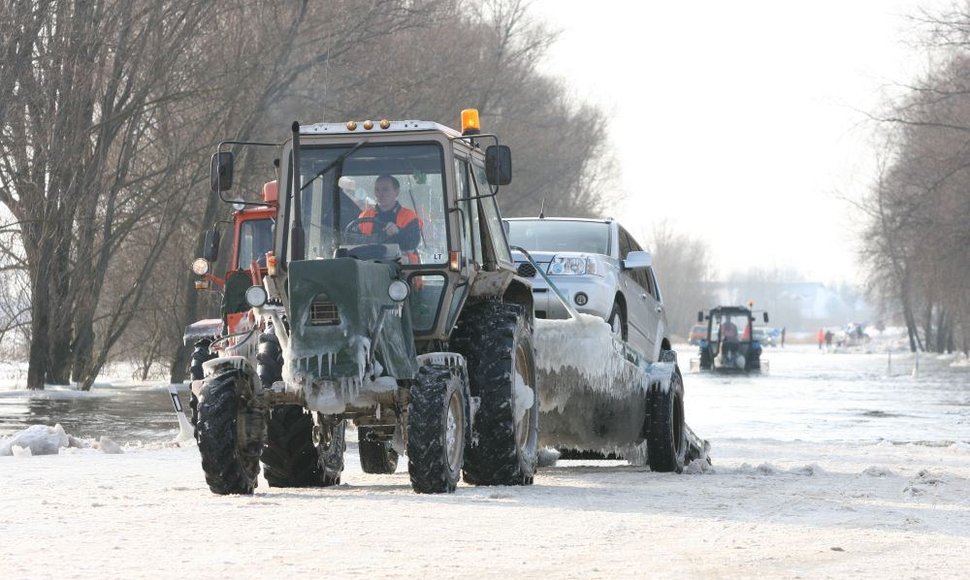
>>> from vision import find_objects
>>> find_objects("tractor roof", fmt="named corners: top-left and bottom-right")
top-left (299, 120), bottom-right (462, 139)
top-left (710, 305), bottom-right (753, 316)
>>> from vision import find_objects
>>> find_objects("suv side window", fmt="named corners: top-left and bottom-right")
top-left (647, 267), bottom-right (661, 301)
top-left (620, 227), bottom-right (652, 294)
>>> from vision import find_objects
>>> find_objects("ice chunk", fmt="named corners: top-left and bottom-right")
top-left (0, 424), bottom-right (70, 456)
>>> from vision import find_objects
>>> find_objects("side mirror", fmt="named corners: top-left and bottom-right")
top-left (210, 151), bottom-right (234, 192)
top-left (203, 227), bottom-right (221, 262)
top-left (485, 145), bottom-right (512, 186)
top-left (622, 250), bottom-right (652, 270)
top-left (763, 312), bottom-right (770, 323)
top-left (697, 311), bottom-right (704, 323)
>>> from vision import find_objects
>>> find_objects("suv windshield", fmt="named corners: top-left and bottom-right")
top-left (288, 142), bottom-right (447, 265)
top-left (506, 220), bottom-right (610, 254)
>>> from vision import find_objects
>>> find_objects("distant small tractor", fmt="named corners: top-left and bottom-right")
top-left (692, 305), bottom-right (769, 373)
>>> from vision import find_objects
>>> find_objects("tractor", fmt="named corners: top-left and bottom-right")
top-left (190, 110), bottom-right (539, 495)
top-left (693, 304), bottom-right (769, 373)
top-left (183, 181), bottom-right (277, 383)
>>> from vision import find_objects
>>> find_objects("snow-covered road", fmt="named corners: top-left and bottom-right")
top-left (1, 345), bottom-right (968, 578)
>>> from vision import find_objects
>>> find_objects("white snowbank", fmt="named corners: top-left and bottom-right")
top-left (950, 353), bottom-right (970, 368)
top-left (0, 424), bottom-right (124, 456)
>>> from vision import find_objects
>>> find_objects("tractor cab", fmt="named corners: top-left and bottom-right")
top-left (191, 180), bottom-right (278, 291)
top-left (695, 305), bottom-right (769, 373)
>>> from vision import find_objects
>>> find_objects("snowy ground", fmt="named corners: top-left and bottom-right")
top-left (1, 345), bottom-right (968, 578)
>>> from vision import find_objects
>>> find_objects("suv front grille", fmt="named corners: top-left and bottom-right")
top-left (310, 298), bottom-right (339, 326)
top-left (517, 262), bottom-right (537, 278)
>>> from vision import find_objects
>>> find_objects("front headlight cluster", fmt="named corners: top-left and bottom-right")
top-left (548, 255), bottom-right (600, 276)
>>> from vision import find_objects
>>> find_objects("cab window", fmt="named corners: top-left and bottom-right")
top-left (472, 159), bottom-right (512, 265)
top-left (237, 218), bottom-right (274, 269)
top-left (455, 157), bottom-right (483, 265)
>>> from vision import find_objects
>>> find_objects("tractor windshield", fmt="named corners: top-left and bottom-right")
top-left (237, 218), bottom-right (274, 269)
top-left (289, 142), bottom-right (447, 266)
top-left (715, 313), bottom-right (753, 343)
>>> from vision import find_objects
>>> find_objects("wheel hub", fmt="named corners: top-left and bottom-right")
top-left (445, 390), bottom-right (463, 469)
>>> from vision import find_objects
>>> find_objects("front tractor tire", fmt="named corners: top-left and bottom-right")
top-left (452, 302), bottom-right (539, 486)
top-left (196, 369), bottom-right (267, 495)
top-left (407, 365), bottom-right (470, 494)
top-left (261, 406), bottom-right (346, 487)
top-left (645, 366), bottom-right (687, 473)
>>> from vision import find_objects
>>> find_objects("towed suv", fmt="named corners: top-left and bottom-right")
top-left (505, 217), bottom-right (668, 362)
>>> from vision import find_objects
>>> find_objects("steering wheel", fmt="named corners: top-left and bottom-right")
top-left (344, 217), bottom-right (384, 238)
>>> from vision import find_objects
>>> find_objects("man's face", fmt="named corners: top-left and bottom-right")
top-left (374, 178), bottom-right (398, 209)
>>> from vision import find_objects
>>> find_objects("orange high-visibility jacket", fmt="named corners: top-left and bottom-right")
top-left (357, 204), bottom-right (421, 264)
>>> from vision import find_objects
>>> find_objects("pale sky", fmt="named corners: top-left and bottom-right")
top-left (529, 0), bottom-right (947, 284)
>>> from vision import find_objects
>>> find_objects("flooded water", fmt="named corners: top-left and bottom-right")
top-left (0, 384), bottom-right (186, 445)
top-left (1, 346), bottom-right (968, 448)
top-left (680, 344), bottom-right (970, 445)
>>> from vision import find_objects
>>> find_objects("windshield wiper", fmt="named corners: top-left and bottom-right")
top-left (300, 140), bottom-right (367, 192)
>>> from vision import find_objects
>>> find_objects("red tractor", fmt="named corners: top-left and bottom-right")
top-left (183, 180), bottom-right (277, 383)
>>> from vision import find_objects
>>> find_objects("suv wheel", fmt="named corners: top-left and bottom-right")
top-left (608, 302), bottom-right (626, 341)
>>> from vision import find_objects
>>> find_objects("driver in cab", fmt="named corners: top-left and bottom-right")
top-left (720, 317), bottom-right (739, 357)
top-left (357, 174), bottom-right (421, 264)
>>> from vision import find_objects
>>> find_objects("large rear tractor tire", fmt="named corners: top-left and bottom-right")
top-left (197, 369), bottom-right (266, 495)
top-left (451, 302), bottom-right (539, 486)
top-left (261, 406), bottom-right (345, 487)
top-left (358, 427), bottom-right (399, 474)
top-left (699, 344), bottom-right (713, 370)
top-left (645, 366), bottom-right (687, 473)
top-left (407, 365), bottom-right (469, 494)
top-left (190, 339), bottom-right (216, 380)
top-left (188, 338), bottom-right (215, 429)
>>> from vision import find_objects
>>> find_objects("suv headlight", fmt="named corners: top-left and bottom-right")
top-left (547, 256), bottom-right (601, 276)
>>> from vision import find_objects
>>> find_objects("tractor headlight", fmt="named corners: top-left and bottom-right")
top-left (245, 286), bottom-right (267, 308)
top-left (388, 279), bottom-right (409, 302)
top-left (192, 258), bottom-right (210, 276)
top-left (548, 256), bottom-right (599, 276)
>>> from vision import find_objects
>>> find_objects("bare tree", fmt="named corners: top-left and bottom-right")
top-left (861, 10), bottom-right (970, 354)
top-left (645, 222), bottom-right (715, 338)
top-left (0, 0), bottom-right (214, 389)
